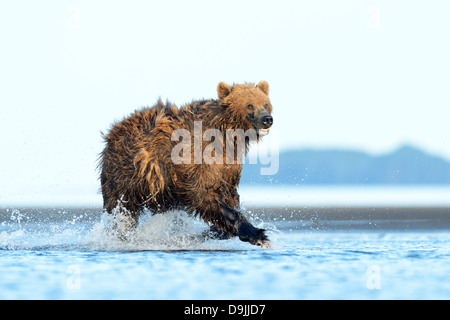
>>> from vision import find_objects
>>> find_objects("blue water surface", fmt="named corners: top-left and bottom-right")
top-left (0, 209), bottom-right (449, 300)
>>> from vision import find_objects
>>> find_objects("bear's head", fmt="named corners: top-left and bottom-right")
top-left (217, 81), bottom-right (273, 137)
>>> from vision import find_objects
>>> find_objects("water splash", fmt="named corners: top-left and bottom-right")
top-left (85, 210), bottom-right (209, 251)
top-left (0, 208), bottom-right (273, 251)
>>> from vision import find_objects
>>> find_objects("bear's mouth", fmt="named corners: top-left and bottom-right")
top-left (257, 128), bottom-right (270, 137)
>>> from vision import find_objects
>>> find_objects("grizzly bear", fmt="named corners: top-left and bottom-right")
top-left (99, 81), bottom-right (273, 247)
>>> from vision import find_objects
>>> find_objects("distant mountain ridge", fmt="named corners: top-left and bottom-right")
top-left (241, 145), bottom-right (450, 185)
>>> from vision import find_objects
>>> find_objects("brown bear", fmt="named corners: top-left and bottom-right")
top-left (98, 81), bottom-right (273, 247)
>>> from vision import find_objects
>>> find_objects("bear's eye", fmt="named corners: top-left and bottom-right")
top-left (247, 104), bottom-right (254, 110)
top-left (264, 103), bottom-right (270, 110)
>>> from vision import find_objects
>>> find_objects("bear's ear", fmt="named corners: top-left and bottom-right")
top-left (256, 80), bottom-right (269, 96)
top-left (217, 82), bottom-right (231, 99)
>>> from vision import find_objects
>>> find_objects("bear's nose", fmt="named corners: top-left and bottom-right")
top-left (261, 115), bottom-right (273, 128)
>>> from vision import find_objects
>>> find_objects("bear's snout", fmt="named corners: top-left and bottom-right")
top-left (261, 115), bottom-right (273, 129)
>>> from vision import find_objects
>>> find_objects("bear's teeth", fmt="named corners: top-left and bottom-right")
top-left (258, 128), bottom-right (270, 136)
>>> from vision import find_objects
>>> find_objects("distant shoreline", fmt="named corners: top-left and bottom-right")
top-left (242, 145), bottom-right (450, 185)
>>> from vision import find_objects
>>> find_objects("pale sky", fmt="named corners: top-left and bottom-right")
top-left (1, 1), bottom-right (449, 205)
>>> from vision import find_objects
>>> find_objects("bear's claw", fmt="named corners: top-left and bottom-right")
top-left (238, 223), bottom-right (270, 248)
top-left (257, 239), bottom-right (271, 249)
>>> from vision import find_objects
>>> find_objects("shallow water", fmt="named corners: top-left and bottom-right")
top-left (0, 208), bottom-right (449, 299)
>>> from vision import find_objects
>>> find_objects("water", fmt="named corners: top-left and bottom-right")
top-left (1, 207), bottom-right (449, 300)
top-left (239, 185), bottom-right (450, 207)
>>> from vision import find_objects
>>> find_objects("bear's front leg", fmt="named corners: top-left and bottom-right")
top-left (185, 180), bottom-right (270, 247)
top-left (220, 204), bottom-right (270, 248)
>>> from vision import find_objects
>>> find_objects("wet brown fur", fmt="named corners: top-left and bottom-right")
top-left (98, 81), bottom-right (273, 245)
